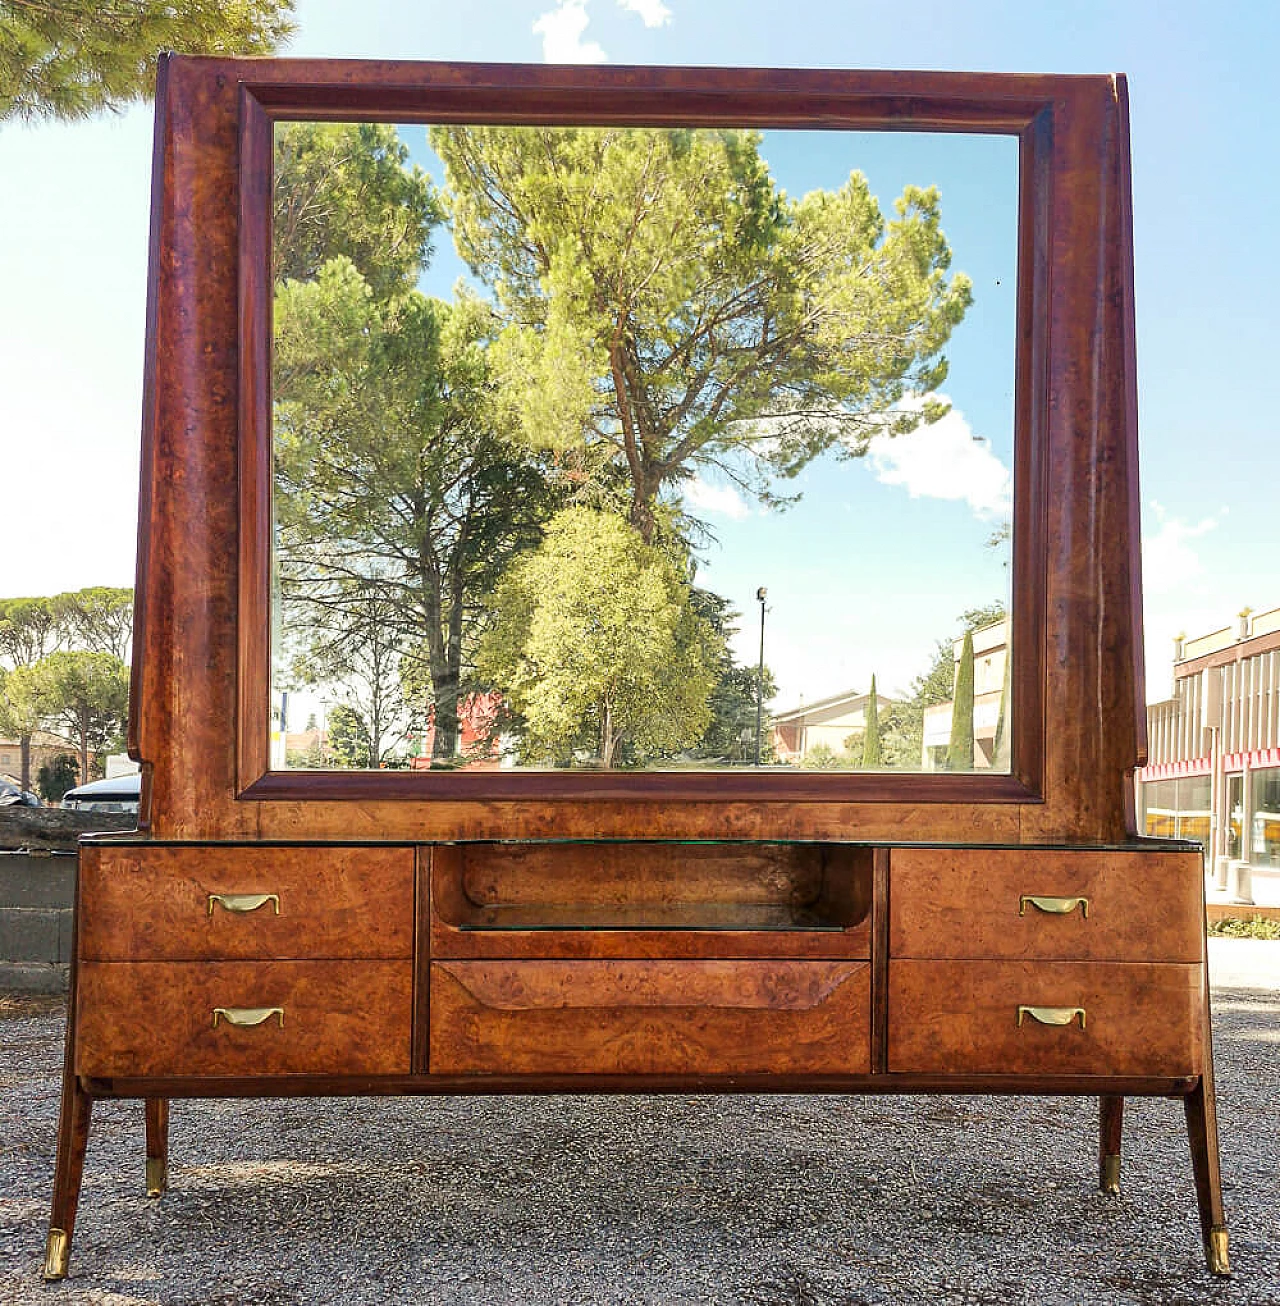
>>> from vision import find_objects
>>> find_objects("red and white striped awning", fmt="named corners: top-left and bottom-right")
top-left (1222, 746), bottom-right (1280, 773)
top-left (1135, 757), bottom-right (1211, 782)
top-left (1136, 747), bottom-right (1280, 782)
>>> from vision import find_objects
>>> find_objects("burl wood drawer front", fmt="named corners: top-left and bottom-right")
top-left (889, 849), bottom-right (1203, 962)
top-left (430, 960), bottom-right (870, 1076)
top-left (888, 960), bottom-right (1204, 1077)
top-left (76, 961), bottom-right (412, 1078)
top-left (79, 845), bottom-right (414, 961)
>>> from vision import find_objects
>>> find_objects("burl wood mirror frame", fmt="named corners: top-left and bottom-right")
top-left (131, 58), bottom-right (1143, 845)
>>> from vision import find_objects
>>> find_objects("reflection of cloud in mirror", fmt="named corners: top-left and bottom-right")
top-left (684, 475), bottom-right (751, 520)
top-left (1141, 501), bottom-right (1221, 595)
top-left (534, 1), bottom-right (607, 62)
top-left (864, 395), bottom-right (1011, 520)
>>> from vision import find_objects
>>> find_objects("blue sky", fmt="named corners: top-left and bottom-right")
top-left (2, 0), bottom-right (1276, 706)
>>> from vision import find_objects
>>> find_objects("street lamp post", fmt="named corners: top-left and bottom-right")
top-left (755, 586), bottom-right (767, 766)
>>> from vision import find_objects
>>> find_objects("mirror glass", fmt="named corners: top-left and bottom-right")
top-left (269, 121), bottom-right (1016, 774)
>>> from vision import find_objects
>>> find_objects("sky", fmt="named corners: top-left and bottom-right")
top-left (2, 0), bottom-right (1276, 709)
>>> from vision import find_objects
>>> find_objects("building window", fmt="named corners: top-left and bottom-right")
top-left (1141, 774), bottom-right (1211, 850)
top-left (1250, 767), bottom-right (1280, 871)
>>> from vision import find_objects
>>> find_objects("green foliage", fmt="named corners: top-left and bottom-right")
top-left (946, 631), bottom-right (976, 771)
top-left (33, 649), bottom-right (128, 782)
top-left (273, 259), bottom-right (558, 760)
top-left (273, 122), bottom-right (442, 301)
top-left (861, 674), bottom-right (882, 768)
top-left (803, 743), bottom-right (858, 770)
top-left (432, 124), bottom-right (972, 539)
top-left (1, 0), bottom-right (295, 122)
top-left (0, 596), bottom-right (60, 668)
top-left (477, 508), bottom-right (720, 768)
top-left (1207, 915), bottom-right (1280, 940)
top-left (48, 587), bottom-right (133, 661)
top-left (0, 588), bottom-right (134, 669)
top-left (325, 703), bottom-right (370, 770)
top-left (0, 663), bottom-right (48, 790)
top-left (36, 753), bottom-right (77, 802)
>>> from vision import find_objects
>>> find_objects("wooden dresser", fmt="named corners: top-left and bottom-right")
top-left (43, 58), bottom-right (1231, 1283)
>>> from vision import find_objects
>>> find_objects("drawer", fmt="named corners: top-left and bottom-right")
top-left (888, 959), bottom-right (1204, 1077)
top-left (78, 845), bottom-right (415, 960)
top-left (76, 960), bottom-right (412, 1078)
top-left (889, 848), bottom-right (1204, 962)
top-left (430, 960), bottom-right (870, 1076)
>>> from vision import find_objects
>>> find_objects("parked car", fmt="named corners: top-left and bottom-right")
top-left (0, 779), bottom-right (41, 807)
top-left (60, 773), bottom-right (141, 814)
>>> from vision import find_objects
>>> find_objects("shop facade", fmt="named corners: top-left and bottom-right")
top-left (1136, 606), bottom-right (1280, 905)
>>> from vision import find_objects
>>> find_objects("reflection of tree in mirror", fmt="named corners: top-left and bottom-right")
top-left (477, 510), bottom-right (721, 769)
top-left (273, 253), bottom-right (560, 762)
top-left (946, 630), bottom-right (976, 771)
top-left (324, 703), bottom-right (373, 770)
top-left (433, 125), bottom-right (973, 542)
top-left (285, 581), bottom-right (422, 769)
top-left (273, 123), bottom-right (442, 299)
top-left (271, 120), bottom-right (992, 773)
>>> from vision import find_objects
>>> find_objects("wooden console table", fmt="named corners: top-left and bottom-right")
top-left (42, 57), bottom-right (1231, 1281)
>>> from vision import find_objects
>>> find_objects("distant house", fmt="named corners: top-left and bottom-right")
top-left (921, 617), bottom-right (1008, 769)
top-left (771, 688), bottom-right (894, 764)
top-left (0, 729), bottom-right (78, 789)
top-left (415, 692), bottom-right (504, 769)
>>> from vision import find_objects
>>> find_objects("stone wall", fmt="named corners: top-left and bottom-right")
top-left (0, 809), bottom-right (136, 992)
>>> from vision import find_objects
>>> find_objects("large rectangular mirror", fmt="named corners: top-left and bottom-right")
top-left (268, 120), bottom-right (1017, 775)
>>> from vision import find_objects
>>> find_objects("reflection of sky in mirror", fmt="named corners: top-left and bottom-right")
top-left (394, 126), bottom-right (1014, 708)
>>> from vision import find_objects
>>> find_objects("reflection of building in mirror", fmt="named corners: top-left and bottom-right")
top-left (772, 688), bottom-right (895, 767)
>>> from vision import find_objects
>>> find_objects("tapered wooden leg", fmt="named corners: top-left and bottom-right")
top-left (44, 1048), bottom-right (92, 1280)
top-left (145, 1099), bottom-right (170, 1198)
top-left (1098, 1094), bottom-right (1123, 1194)
top-left (1185, 1076), bottom-right (1230, 1276)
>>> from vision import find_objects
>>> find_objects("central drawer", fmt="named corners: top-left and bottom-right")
top-left (430, 959), bottom-right (870, 1075)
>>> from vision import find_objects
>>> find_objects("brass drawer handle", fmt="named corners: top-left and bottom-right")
top-left (212, 1006), bottom-right (284, 1029)
top-left (207, 892), bottom-right (280, 917)
top-left (1019, 894), bottom-right (1088, 919)
top-left (1017, 1005), bottom-right (1086, 1030)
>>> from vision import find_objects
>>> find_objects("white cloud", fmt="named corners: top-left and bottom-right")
top-left (1141, 502), bottom-right (1220, 596)
top-left (863, 396), bottom-right (1012, 520)
top-left (533, 1), bottom-right (607, 62)
top-left (683, 475), bottom-right (751, 520)
top-left (618, 0), bottom-right (672, 26)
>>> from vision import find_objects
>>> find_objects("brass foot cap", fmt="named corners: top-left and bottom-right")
top-left (1100, 1154), bottom-right (1121, 1195)
top-left (1208, 1226), bottom-right (1231, 1277)
top-left (42, 1228), bottom-right (69, 1281)
top-left (146, 1156), bottom-right (168, 1198)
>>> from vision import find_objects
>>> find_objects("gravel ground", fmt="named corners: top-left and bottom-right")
top-left (0, 951), bottom-right (1276, 1305)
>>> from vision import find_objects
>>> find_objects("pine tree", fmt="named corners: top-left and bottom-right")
top-left (1, 1), bottom-right (295, 122)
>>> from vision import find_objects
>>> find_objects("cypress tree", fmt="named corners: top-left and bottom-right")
top-left (946, 632), bottom-right (975, 771)
top-left (861, 674), bottom-right (882, 767)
